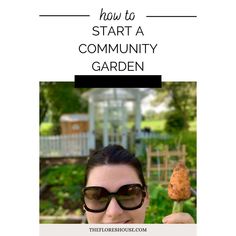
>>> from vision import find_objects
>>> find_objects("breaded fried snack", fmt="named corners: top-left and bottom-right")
top-left (168, 161), bottom-right (191, 212)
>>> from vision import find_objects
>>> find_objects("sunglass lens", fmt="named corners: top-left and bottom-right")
top-left (84, 187), bottom-right (108, 211)
top-left (117, 185), bottom-right (143, 209)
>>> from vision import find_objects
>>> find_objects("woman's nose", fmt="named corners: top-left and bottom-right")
top-left (105, 197), bottom-right (124, 216)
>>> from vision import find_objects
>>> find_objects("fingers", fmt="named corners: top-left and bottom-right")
top-left (162, 212), bottom-right (195, 224)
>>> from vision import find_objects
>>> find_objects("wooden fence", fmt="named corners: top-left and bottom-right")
top-left (146, 145), bottom-right (187, 185)
top-left (40, 133), bottom-right (89, 157)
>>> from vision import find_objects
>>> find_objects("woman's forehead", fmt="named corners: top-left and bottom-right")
top-left (86, 164), bottom-right (141, 191)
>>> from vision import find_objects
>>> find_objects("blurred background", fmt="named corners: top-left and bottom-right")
top-left (39, 82), bottom-right (196, 223)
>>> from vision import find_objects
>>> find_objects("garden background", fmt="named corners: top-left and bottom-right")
top-left (39, 82), bottom-right (196, 223)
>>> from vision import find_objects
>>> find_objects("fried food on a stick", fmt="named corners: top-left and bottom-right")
top-left (168, 161), bottom-right (191, 212)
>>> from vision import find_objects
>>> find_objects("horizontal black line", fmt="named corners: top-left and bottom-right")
top-left (39, 15), bottom-right (90, 17)
top-left (146, 15), bottom-right (197, 18)
top-left (74, 75), bottom-right (162, 88)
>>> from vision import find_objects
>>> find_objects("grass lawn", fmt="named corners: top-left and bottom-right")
top-left (136, 119), bottom-right (196, 132)
top-left (189, 119), bottom-right (196, 132)
top-left (40, 119), bottom-right (196, 135)
top-left (127, 120), bottom-right (166, 131)
top-left (141, 120), bottom-right (166, 131)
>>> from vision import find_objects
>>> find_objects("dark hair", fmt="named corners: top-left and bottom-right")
top-left (84, 145), bottom-right (146, 188)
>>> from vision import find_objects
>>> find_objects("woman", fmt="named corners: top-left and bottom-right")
top-left (82, 144), bottom-right (194, 224)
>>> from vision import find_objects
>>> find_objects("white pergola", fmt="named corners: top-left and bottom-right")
top-left (82, 88), bottom-right (150, 150)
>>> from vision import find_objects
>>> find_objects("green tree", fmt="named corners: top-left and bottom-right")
top-left (40, 87), bottom-right (48, 124)
top-left (40, 82), bottom-right (89, 134)
top-left (154, 82), bottom-right (196, 132)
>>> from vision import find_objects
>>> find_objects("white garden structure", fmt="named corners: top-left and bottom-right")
top-left (40, 88), bottom-right (157, 157)
top-left (82, 88), bottom-right (150, 150)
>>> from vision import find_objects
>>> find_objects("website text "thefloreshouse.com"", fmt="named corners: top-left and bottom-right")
top-left (89, 227), bottom-right (147, 233)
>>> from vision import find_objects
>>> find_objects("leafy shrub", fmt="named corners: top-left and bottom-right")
top-left (40, 122), bottom-right (54, 136)
top-left (145, 184), bottom-right (196, 223)
top-left (40, 164), bottom-right (85, 215)
top-left (165, 111), bottom-right (187, 132)
top-left (140, 131), bottom-right (196, 169)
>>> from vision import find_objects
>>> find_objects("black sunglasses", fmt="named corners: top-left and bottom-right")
top-left (82, 184), bottom-right (146, 213)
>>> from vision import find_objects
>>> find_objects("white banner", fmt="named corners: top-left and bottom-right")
top-left (40, 224), bottom-right (196, 236)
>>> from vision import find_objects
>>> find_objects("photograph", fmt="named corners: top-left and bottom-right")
top-left (39, 82), bottom-right (197, 224)
top-left (3, 1), bottom-right (236, 236)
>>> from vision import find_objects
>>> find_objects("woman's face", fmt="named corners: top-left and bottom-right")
top-left (85, 164), bottom-right (149, 224)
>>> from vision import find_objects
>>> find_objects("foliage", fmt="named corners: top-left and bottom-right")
top-left (40, 87), bottom-right (48, 124)
top-left (40, 82), bottom-right (89, 134)
top-left (129, 119), bottom-right (195, 133)
top-left (140, 120), bottom-right (166, 132)
top-left (144, 110), bottom-right (158, 120)
top-left (138, 129), bottom-right (196, 190)
top-left (154, 82), bottom-right (196, 132)
top-left (141, 130), bottom-right (195, 163)
top-left (40, 163), bottom-right (196, 223)
top-left (40, 162), bottom-right (196, 223)
top-left (165, 111), bottom-right (186, 133)
top-left (40, 164), bottom-right (85, 216)
top-left (40, 122), bottom-right (54, 136)
top-left (145, 184), bottom-right (196, 223)
top-left (189, 119), bottom-right (196, 132)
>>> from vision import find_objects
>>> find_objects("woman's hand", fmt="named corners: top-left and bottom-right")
top-left (162, 212), bottom-right (195, 224)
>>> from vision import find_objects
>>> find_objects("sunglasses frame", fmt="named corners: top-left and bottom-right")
top-left (82, 183), bottom-right (146, 213)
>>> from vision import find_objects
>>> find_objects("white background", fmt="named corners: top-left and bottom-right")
top-left (1, 0), bottom-right (236, 235)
